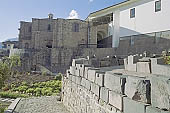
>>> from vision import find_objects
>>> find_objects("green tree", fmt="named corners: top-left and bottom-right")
top-left (0, 55), bottom-right (21, 89)
top-left (0, 60), bottom-right (10, 89)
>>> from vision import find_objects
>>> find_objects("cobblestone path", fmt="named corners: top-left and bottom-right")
top-left (14, 96), bottom-right (70, 113)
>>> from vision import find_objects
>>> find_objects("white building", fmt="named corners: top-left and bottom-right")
top-left (86, 0), bottom-right (170, 47)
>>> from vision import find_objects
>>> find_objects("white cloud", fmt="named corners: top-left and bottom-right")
top-left (67, 10), bottom-right (79, 19)
top-left (89, 0), bottom-right (94, 2)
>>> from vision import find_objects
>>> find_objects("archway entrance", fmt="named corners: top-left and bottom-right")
top-left (97, 31), bottom-right (106, 48)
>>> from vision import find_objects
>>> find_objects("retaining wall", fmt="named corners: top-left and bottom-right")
top-left (62, 58), bottom-right (170, 113)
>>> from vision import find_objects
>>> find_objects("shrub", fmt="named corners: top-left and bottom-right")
top-left (164, 56), bottom-right (170, 64)
top-left (55, 73), bottom-right (62, 81)
top-left (0, 92), bottom-right (29, 99)
top-left (21, 82), bottom-right (28, 86)
top-left (26, 88), bottom-right (34, 95)
top-left (2, 85), bottom-right (10, 91)
top-left (17, 86), bottom-right (28, 93)
top-left (0, 106), bottom-right (6, 113)
top-left (42, 88), bottom-right (53, 96)
top-left (34, 88), bottom-right (41, 96)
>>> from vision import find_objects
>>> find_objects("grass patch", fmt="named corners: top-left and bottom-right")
top-left (0, 102), bottom-right (10, 113)
top-left (1, 74), bottom-right (62, 98)
top-left (0, 92), bottom-right (29, 99)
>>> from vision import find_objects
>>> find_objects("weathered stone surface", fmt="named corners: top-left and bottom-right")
top-left (81, 78), bottom-right (86, 87)
top-left (146, 106), bottom-right (161, 113)
top-left (104, 72), bottom-right (126, 94)
top-left (124, 58), bottom-right (128, 70)
top-left (72, 58), bottom-right (89, 66)
top-left (109, 91), bottom-right (124, 111)
top-left (125, 76), bottom-right (151, 103)
top-left (88, 68), bottom-right (100, 82)
top-left (75, 76), bottom-right (82, 85)
top-left (71, 75), bottom-right (76, 83)
top-left (137, 62), bottom-right (151, 74)
top-left (151, 58), bottom-right (170, 76)
top-left (70, 66), bottom-right (76, 75)
top-left (123, 97), bottom-right (148, 113)
top-left (67, 73), bottom-right (72, 81)
top-left (95, 72), bottom-right (105, 86)
top-left (84, 67), bottom-right (93, 79)
top-left (127, 64), bottom-right (137, 72)
top-left (85, 79), bottom-right (91, 90)
top-left (75, 69), bottom-right (80, 76)
top-left (151, 75), bottom-right (170, 110)
top-left (128, 55), bottom-right (139, 65)
top-left (100, 87), bottom-right (109, 103)
top-left (91, 83), bottom-right (100, 97)
top-left (126, 55), bottom-right (139, 72)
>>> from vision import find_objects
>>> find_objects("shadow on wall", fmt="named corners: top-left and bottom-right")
top-left (119, 26), bottom-right (140, 38)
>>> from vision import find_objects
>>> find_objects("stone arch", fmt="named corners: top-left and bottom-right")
top-left (25, 43), bottom-right (29, 49)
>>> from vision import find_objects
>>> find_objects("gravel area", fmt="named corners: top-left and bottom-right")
top-left (14, 96), bottom-right (70, 113)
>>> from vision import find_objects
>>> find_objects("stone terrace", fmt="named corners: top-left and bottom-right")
top-left (62, 56), bottom-right (170, 113)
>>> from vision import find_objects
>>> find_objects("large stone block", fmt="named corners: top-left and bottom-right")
top-left (104, 72), bottom-right (126, 94)
top-left (87, 68), bottom-right (100, 82)
top-left (151, 58), bottom-right (170, 76)
top-left (128, 55), bottom-right (139, 65)
top-left (81, 78), bottom-right (86, 87)
top-left (100, 87), bottom-right (109, 103)
top-left (146, 106), bottom-right (161, 113)
top-left (77, 64), bottom-right (91, 77)
top-left (72, 75), bottom-right (76, 83)
top-left (95, 72), bottom-right (105, 86)
top-left (125, 76), bottom-right (151, 103)
top-left (151, 75), bottom-right (170, 110)
top-left (137, 62), bottom-right (151, 74)
top-left (109, 91), bottom-right (124, 111)
top-left (72, 58), bottom-right (89, 66)
top-left (127, 64), bottom-right (137, 72)
top-left (70, 66), bottom-right (76, 75)
top-left (91, 83), bottom-right (100, 97)
top-left (75, 76), bottom-right (82, 85)
top-left (84, 67), bottom-right (93, 79)
top-left (123, 97), bottom-right (148, 113)
top-left (124, 58), bottom-right (128, 70)
top-left (75, 69), bottom-right (80, 76)
top-left (85, 79), bottom-right (91, 90)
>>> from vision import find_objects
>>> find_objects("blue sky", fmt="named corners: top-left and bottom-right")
top-left (0, 0), bottom-right (124, 42)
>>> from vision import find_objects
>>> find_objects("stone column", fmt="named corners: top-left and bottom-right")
top-left (112, 10), bottom-right (120, 48)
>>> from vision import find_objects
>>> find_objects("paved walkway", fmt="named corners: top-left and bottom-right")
top-left (0, 98), bottom-right (15, 103)
top-left (14, 96), bottom-right (70, 113)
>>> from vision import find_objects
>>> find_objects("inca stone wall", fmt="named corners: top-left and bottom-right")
top-left (62, 57), bottom-right (170, 113)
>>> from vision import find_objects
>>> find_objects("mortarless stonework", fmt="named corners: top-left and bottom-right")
top-left (62, 57), bottom-right (170, 113)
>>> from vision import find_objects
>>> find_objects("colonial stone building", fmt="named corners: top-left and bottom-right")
top-left (19, 14), bottom-right (97, 49)
top-left (18, 14), bottom-right (113, 73)
top-left (17, 1), bottom-right (170, 73)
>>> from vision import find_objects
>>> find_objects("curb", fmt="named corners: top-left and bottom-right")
top-left (4, 98), bottom-right (21, 113)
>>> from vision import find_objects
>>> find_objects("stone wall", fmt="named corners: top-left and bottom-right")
top-left (62, 58), bottom-right (170, 113)
top-left (117, 35), bottom-right (170, 55)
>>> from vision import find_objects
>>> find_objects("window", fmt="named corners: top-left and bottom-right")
top-left (155, 0), bottom-right (161, 12)
top-left (130, 8), bottom-right (135, 18)
top-left (25, 43), bottom-right (29, 49)
top-left (72, 23), bottom-right (79, 32)
top-left (29, 26), bottom-right (32, 32)
top-left (48, 24), bottom-right (51, 31)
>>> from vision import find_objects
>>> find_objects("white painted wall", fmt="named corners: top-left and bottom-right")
top-left (118, 0), bottom-right (170, 37)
